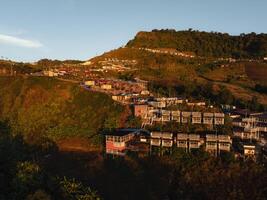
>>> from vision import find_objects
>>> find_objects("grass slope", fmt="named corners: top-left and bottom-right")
top-left (91, 47), bottom-right (267, 107)
top-left (0, 76), bottom-right (124, 145)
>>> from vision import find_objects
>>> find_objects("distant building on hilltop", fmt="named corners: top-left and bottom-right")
top-left (101, 84), bottom-right (112, 90)
top-left (84, 80), bottom-right (95, 86)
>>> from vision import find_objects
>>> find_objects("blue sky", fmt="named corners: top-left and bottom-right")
top-left (0, 0), bottom-right (266, 62)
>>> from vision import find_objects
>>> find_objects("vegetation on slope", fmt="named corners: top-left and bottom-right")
top-left (0, 77), bottom-right (124, 144)
top-left (127, 29), bottom-right (267, 58)
top-left (2, 117), bottom-right (267, 200)
top-left (90, 47), bottom-right (267, 110)
top-left (0, 120), bottom-right (101, 200)
top-left (0, 60), bottom-right (39, 74)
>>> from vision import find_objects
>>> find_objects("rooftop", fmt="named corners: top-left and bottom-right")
top-left (105, 128), bottom-right (141, 136)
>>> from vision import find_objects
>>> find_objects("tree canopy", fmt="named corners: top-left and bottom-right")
top-left (127, 29), bottom-right (267, 58)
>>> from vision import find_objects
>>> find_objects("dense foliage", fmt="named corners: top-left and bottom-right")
top-left (1, 117), bottom-right (267, 200)
top-left (0, 120), bottom-right (101, 199)
top-left (40, 146), bottom-right (267, 200)
top-left (148, 79), bottom-right (267, 112)
top-left (0, 77), bottom-right (124, 144)
top-left (127, 29), bottom-right (267, 58)
top-left (0, 60), bottom-right (39, 74)
top-left (36, 59), bottom-right (84, 69)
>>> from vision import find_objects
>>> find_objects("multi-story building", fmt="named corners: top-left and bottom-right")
top-left (232, 113), bottom-right (267, 133)
top-left (206, 134), bottom-right (232, 153)
top-left (206, 134), bottom-right (218, 153)
top-left (105, 129), bottom-right (140, 156)
top-left (214, 113), bottom-right (225, 125)
top-left (218, 135), bottom-right (232, 152)
top-left (134, 104), bottom-right (149, 118)
top-left (161, 132), bottom-right (173, 147)
top-left (203, 113), bottom-right (214, 125)
top-left (242, 143), bottom-right (257, 160)
top-left (171, 111), bottom-right (180, 122)
top-left (177, 134), bottom-right (188, 149)
top-left (177, 134), bottom-right (202, 150)
top-left (161, 110), bottom-right (171, 122)
top-left (150, 132), bottom-right (173, 147)
top-left (150, 132), bottom-right (162, 146)
top-left (181, 112), bottom-right (191, 123)
top-left (191, 112), bottom-right (202, 124)
top-left (84, 80), bottom-right (95, 86)
top-left (233, 126), bottom-right (260, 140)
top-left (101, 84), bottom-right (112, 90)
top-left (148, 101), bottom-right (166, 108)
top-left (188, 134), bottom-right (202, 149)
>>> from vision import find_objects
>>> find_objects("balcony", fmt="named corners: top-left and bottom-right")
top-left (162, 139), bottom-right (173, 147)
top-left (151, 138), bottom-right (161, 146)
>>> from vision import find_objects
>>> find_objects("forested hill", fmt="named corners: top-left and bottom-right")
top-left (126, 29), bottom-right (267, 58)
top-left (0, 77), bottom-right (125, 144)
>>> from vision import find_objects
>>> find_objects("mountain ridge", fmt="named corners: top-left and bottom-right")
top-left (126, 29), bottom-right (267, 58)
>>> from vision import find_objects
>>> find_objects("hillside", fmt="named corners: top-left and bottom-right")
top-left (127, 29), bottom-right (267, 58)
top-left (0, 76), bottom-right (125, 145)
top-left (89, 43), bottom-right (267, 109)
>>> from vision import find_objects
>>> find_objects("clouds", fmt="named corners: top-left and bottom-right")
top-left (0, 34), bottom-right (43, 48)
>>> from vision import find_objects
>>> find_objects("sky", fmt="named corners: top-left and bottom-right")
top-left (0, 0), bottom-right (267, 62)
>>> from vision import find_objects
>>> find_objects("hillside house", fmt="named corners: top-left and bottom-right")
top-left (191, 112), bottom-right (202, 124)
top-left (161, 110), bottom-right (171, 122)
top-left (206, 134), bottom-right (232, 153)
top-left (150, 132), bottom-right (161, 146)
top-left (112, 94), bottom-right (131, 102)
top-left (214, 113), bottom-right (225, 125)
top-left (188, 134), bottom-right (201, 149)
top-left (105, 129), bottom-right (140, 156)
top-left (177, 134), bottom-right (188, 149)
top-left (218, 135), bottom-right (232, 152)
top-left (176, 134), bottom-right (201, 150)
top-left (233, 126), bottom-right (260, 140)
top-left (187, 101), bottom-right (206, 106)
top-left (232, 113), bottom-right (267, 133)
top-left (161, 132), bottom-right (173, 147)
top-left (181, 112), bottom-right (191, 123)
top-left (134, 104), bottom-right (148, 118)
top-left (150, 132), bottom-right (173, 147)
top-left (206, 134), bottom-right (218, 153)
top-left (242, 143), bottom-right (257, 160)
top-left (148, 101), bottom-right (166, 108)
top-left (140, 90), bottom-right (150, 95)
top-left (84, 80), bottom-right (95, 86)
top-left (203, 113), bottom-right (214, 125)
top-left (101, 84), bottom-right (112, 90)
top-left (171, 111), bottom-right (180, 121)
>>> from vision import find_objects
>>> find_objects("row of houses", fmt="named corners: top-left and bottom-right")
top-left (148, 132), bottom-right (232, 153)
top-left (105, 129), bottom-right (259, 159)
top-left (84, 78), bottom-right (148, 95)
top-left (147, 98), bottom-right (206, 108)
top-left (134, 105), bottom-right (225, 125)
top-left (231, 112), bottom-right (267, 142)
top-left (105, 129), bottom-right (232, 156)
top-left (232, 114), bottom-right (267, 133)
top-left (136, 47), bottom-right (195, 58)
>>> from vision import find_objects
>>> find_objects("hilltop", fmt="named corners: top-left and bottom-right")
top-left (127, 29), bottom-right (267, 58)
